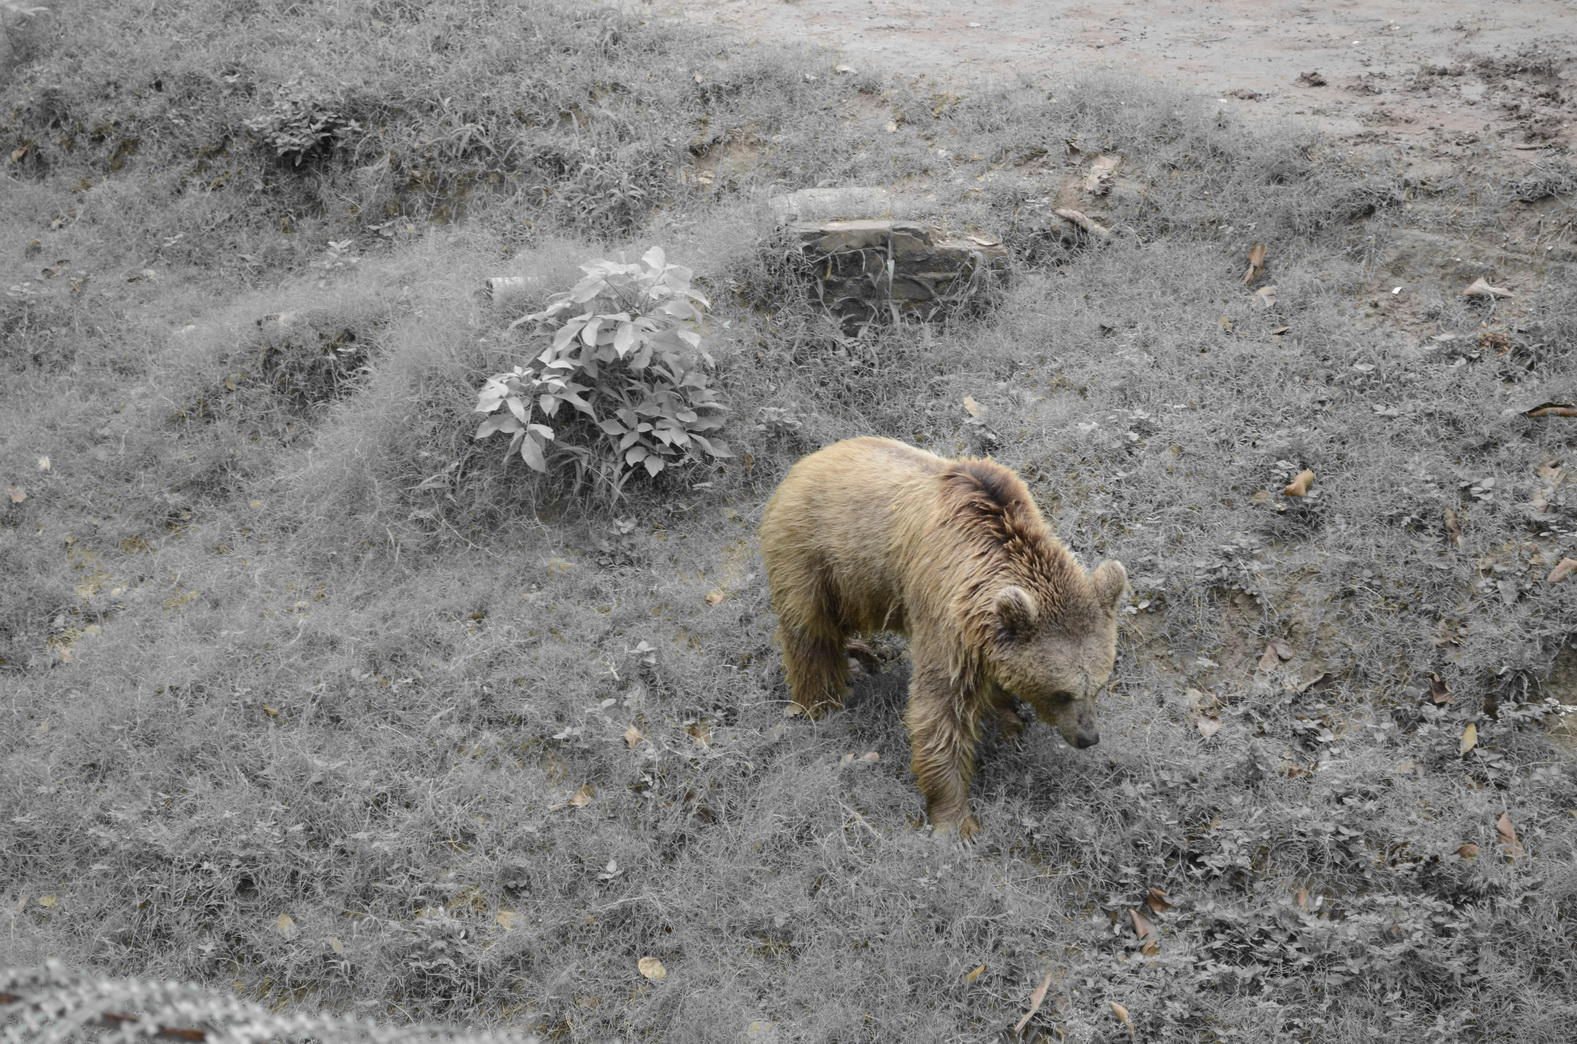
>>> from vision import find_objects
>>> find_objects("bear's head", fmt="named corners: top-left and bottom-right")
top-left (986, 559), bottom-right (1126, 749)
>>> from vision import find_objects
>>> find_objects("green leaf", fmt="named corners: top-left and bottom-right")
top-left (569, 274), bottom-right (608, 303)
top-left (598, 417), bottom-right (627, 435)
top-left (581, 316), bottom-right (602, 347)
top-left (613, 322), bottom-right (636, 357)
top-left (551, 321), bottom-right (583, 353)
top-left (643, 454), bottom-right (664, 478)
top-left (520, 434), bottom-right (548, 472)
top-left (476, 415), bottom-right (516, 439)
top-left (529, 423), bottom-right (555, 440)
top-left (559, 384), bottom-right (595, 415)
top-left (641, 246), bottom-right (667, 273)
top-left (506, 395), bottom-right (530, 425)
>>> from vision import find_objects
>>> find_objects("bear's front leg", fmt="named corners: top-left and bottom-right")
top-left (777, 616), bottom-right (851, 719)
top-left (904, 660), bottom-right (986, 840)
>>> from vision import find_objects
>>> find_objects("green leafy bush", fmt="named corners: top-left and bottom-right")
top-left (474, 248), bottom-right (731, 500)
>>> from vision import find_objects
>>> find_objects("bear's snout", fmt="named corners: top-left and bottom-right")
top-left (1071, 730), bottom-right (1099, 749)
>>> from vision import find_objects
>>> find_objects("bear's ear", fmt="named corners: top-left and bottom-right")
top-left (1092, 560), bottom-right (1128, 611)
top-left (993, 585), bottom-right (1039, 639)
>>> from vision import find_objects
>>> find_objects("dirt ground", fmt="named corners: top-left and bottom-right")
top-left (657, 0), bottom-right (1574, 340)
top-left (658, 0), bottom-right (1574, 167)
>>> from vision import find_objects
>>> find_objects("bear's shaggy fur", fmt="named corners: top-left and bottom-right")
top-left (759, 437), bottom-right (1126, 839)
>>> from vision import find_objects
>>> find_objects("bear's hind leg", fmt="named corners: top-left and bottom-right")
top-left (778, 618), bottom-right (850, 719)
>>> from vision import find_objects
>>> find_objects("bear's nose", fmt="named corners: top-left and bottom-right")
top-left (1073, 732), bottom-right (1100, 749)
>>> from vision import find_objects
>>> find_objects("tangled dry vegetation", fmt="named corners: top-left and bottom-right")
top-left (3, 1), bottom-right (1576, 1041)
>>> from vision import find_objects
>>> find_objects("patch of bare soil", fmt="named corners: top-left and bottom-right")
top-left (658, 0), bottom-right (1572, 158)
top-left (656, 0), bottom-right (1574, 329)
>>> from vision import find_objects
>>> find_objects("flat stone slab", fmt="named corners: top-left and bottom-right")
top-left (782, 217), bottom-right (1009, 327)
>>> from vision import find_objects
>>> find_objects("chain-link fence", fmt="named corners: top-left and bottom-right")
top-left (0, 964), bottom-right (541, 1044)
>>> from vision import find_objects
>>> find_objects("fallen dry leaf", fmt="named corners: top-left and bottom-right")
top-left (1083, 153), bottom-right (1122, 196)
top-left (1111, 1001), bottom-right (1133, 1029)
top-left (1459, 722), bottom-right (1477, 755)
top-left (1253, 284), bottom-right (1277, 307)
top-left (686, 721), bottom-right (713, 748)
top-left (1497, 812), bottom-right (1524, 860)
top-left (1443, 507), bottom-right (1462, 547)
top-left (1256, 640), bottom-right (1292, 671)
top-left (1243, 242), bottom-right (1267, 285)
top-left (7, 484), bottom-right (25, 504)
top-left (276, 913), bottom-right (297, 938)
top-left (1129, 908), bottom-right (1160, 956)
top-left (1535, 459), bottom-right (1563, 481)
top-left (638, 956), bottom-right (667, 980)
top-left (1548, 558), bottom-right (1577, 583)
top-left (1145, 888), bottom-right (1173, 914)
top-left (1524, 402), bottom-right (1577, 418)
top-left (495, 910), bottom-right (519, 930)
top-left (624, 724), bottom-right (644, 748)
top-left (964, 963), bottom-right (986, 983)
top-left (704, 588), bottom-right (727, 606)
top-left (1295, 671), bottom-right (1331, 694)
top-left (1464, 276), bottom-right (1513, 299)
top-left (567, 783), bottom-right (595, 808)
top-left (1283, 469), bottom-right (1315, 497)
top-left (1456, 842), bottom-right (1480, 860)
top-left (1012, 969), bottom-right (1055, 1036)
top-left (1293, 887), bottom-right (1309, 909)
top-left (262, 705), bottom-right (279, 718)
top-left (962, 394), bottom-right (980, 417)
top-left (1196, 712), bottom-right (1222, 739)
top-left (1428, 673), bottom-right (1452, 705)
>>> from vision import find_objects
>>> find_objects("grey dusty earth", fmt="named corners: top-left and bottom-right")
top-left (658, 0), bottom-right (1574, 163)
top-left (659, 0), bottom-right (1575, 363)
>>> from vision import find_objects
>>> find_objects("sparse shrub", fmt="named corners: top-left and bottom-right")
top-left (755, 405), bottom-right (805, 438)
top-left (245, 82), bottom-right (361, 167)
top-left (474, 248), bottom-right (731, 501)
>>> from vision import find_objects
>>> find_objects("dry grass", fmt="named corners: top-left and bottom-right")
top-left (3, 1), bottom-right (1577, 1042)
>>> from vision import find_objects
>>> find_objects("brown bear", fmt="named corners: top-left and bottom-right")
top-left (759, 437), bottom-right (1126, 840)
